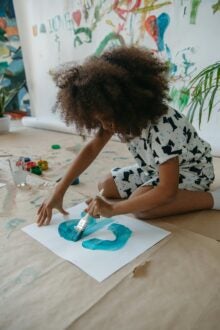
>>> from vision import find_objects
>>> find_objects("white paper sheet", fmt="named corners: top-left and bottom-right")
top-left (22, 203), bottom-right (170, 282)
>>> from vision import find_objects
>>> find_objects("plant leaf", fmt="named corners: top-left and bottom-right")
top-left (187, 61), bottom-right (220, 124)
top-left (207, 85), bottom-right (219, 122)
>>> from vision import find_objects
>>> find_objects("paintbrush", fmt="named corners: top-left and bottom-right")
top-left (73, 188), bottom-right (104, 242)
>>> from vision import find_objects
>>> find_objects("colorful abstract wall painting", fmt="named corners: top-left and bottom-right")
top-left (13, 0), bottom-right (220, 154)
top-left (22, 202), bottom-right (170, 282)
top-left (0, 0), bottom-right (30, 114)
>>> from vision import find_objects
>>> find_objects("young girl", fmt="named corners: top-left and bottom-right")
top-left (37, 46), bottom-right (219, 226)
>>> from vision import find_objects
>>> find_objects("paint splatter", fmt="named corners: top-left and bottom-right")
top-left (145, 13), bottom-right (170, 52)
top-left (102, 150), bottom-right (117, 154)
top-left (74, 27), bottom-right (92, 47)
top-left (66, 144), bottom-right (82, 153)
top-left (113, 0), bottom-right (142, 20)
top-left (72, 10), bottom-right (82, 26)
top-left (190, 0), bottom-right (201, 24)
top-left (32, 24), bottom-right (38, 37)
top-left (30, 195), bottom-right (44, 207)
top-left (82, 223), bottom-right (132, 251)
top-left (0, 267), bottom-right (39, 296)
top-left (170, 86), bottom-right (190, 111)
top-left (105, 19), bottom-right (115, 28)
top-left (95, 32), bottom-right (125, 55)
top-left (39, 23), bottom-right (46, 33)
top-left (5, 218), bottom-right (26, 231)
top-left (173, 47), bottom-right (197, 79)
top-left (182, 53), bottom-right (195, 76)
top-left (91, 2), bottom-right (106, 31)
top-left (135, 1), bottom-right (172, 14)
top-left (165, 44), bottom-right (177, 75)
top-left (5, 218), bottom-right (26, 238)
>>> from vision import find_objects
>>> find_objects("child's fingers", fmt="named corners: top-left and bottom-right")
top-left (85, 198), bottom-right (102, 217)
top-left (37, 213), bottom-right (45, 226)
top-left (37, 209), bottom-right (48, 226)
top-left (85, 200), bottom-right (95, 215)
top-left (85, 203), bottom-right (92, 214)
top-left (85, 198), bottom-right (93, 205)
top-left (45, 209), bottom-right (52, 226)
top-left (36, 210), bottom-right (43, 224)
top-left (37, 203), bottom-right (44, 215)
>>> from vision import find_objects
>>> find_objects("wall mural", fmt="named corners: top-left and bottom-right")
top-left (0, 0), bottom-right (30, 115)
top-left (13, 0), bottom-right (220, 154)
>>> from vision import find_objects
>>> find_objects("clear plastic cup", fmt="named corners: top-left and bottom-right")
top-left (8, 158), bottom-right (28, 187)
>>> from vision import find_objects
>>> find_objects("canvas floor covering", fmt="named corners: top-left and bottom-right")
top-left (1, 123), bottom-right (220, 330)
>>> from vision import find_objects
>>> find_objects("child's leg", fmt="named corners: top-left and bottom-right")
top-left (98, 173), bottom-right (122, 199)
top-left (211, 189), bottom-right (220, 209)
top-left (98, 165), bottom-right (155, 199)
top-left (129, 186), bottom-right (214, 219)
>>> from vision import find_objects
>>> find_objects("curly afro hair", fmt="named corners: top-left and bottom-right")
top-left (53, 46), bottom-right (170, 140)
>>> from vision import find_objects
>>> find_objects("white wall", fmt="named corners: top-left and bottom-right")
top-left (14, 0), bottom-right (220, 154)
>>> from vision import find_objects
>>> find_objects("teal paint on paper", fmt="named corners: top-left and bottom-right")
top-left (82, 223), bottom-right (132, 251)
top-left (58, 213), bottom-right (113, 242)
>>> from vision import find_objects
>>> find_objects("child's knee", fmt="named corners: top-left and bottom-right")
top-left (98, 174), bottom-right (113, 196)
top-left (97, 173), bottom-right (121, 199)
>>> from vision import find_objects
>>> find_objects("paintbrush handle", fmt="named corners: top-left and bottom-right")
top-left (97, 188), bottom-right (104, 198)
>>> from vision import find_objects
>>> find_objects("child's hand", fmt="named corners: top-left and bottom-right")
top-left (85, 196), bottom-right (115, 218)
top-left (36, 194), bottom-right (69, 226)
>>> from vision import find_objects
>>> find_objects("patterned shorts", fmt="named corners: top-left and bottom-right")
top-left (111, 164), bottom-right (215, 198)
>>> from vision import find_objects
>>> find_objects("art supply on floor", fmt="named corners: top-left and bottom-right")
top-left (73, 188), bottom-right (104, 241)
top-left (37, 160), bottom-right (48, 170)
top-left (56, 177), bottom-right (80, 185)
top-left (30, 166), bottom-right (42, 175)
top-left (15, 157), bottom-right (49, 176)
top-left (23, 157), bottom-right (31, 162)
top-left (71, 177), bottom-right (80, 185)
top-left (51, 144), bottom-right (61, 149)
top-left (8, 159), bottom-right (28, 187)
top-left (24, 161), bottom-right (37, 171)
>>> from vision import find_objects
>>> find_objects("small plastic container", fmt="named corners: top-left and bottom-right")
top-left (8, 158), bottom-right (28, 187)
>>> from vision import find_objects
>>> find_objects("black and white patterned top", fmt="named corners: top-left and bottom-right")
top-left (127, 107), bottom-right (214, 180)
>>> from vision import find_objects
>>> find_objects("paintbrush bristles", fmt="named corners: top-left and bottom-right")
top-left (75, 213), bottom-right (89, 232)
top-left (73, 189), bottom-right (105, 241)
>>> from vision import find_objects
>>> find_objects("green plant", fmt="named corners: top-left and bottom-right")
top-left (0, 78), bottom-right (22, 117)
top-left (186, 61), bottom-right (220, 127)
top-left (0, 87), bottom-right (8, 118)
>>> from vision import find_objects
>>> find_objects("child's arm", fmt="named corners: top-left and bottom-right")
top-left (87, 157), bottom-right (179, 217)
top-left (37, 129), bottom-right (113, 226)
top-left (54, 130), bottom-right (113, 196)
